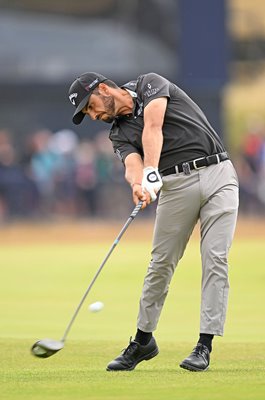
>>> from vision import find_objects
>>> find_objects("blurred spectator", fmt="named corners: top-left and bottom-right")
top-left (75, 140), bottom-right (98, 217)
top-left (49, 129), bottom-right (79, 216)
top-left (235, 118), bottom-right (265, 215)
top-left (94, 131), bottom-right (115, 184)
top-left (25, 129), bottom-right (58, 216)
top-left (241, 124), bottom-right (263, 173)
top-left (0, 129), bottom-right (39, 221)
top-left (257, 137), bottom-right (265, 207)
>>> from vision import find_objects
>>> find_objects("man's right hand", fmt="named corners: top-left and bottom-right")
top-left (131, 183), bottom-right (150, 208)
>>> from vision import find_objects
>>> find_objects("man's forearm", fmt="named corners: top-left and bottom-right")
top-left (124, 153), bottom-right (144, 186)
top-left (142, 126), bottom-right (163, 168)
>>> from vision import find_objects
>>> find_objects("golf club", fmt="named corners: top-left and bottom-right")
top-left (31, 200), bottom-right (143, 358)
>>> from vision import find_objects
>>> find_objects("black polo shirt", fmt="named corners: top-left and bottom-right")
top-left (109, 72), bottom-right (225, 172)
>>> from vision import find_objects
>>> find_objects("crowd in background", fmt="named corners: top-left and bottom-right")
top-left (0, 128), bottom-right (132, 221)
top-left (0, 125), bottom-right (265, 222)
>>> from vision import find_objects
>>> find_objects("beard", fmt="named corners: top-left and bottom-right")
top-left (100, 95), bottom-right (115, 123)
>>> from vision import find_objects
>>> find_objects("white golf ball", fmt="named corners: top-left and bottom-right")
top-left (89, 301), bottom-right (104, 313)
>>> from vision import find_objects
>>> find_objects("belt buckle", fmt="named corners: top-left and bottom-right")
top-left (193, 157), bottom-right (206, 170)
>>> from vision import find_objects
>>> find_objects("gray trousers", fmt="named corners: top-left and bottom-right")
top-left (137, 160), bottom-right (239, 336)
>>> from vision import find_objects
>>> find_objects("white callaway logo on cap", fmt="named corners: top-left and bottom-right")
top-left (69, 93), bottom-right (78, 105)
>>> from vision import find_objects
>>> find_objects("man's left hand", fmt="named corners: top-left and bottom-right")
top-left (142, 167), bottom-right (163, 202)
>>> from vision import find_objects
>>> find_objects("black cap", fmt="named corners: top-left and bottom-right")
top-left (68, 72), bottom-right (108, 125)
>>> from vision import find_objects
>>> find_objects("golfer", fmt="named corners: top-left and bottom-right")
top-left (68, 72), bottom-right (239, 371)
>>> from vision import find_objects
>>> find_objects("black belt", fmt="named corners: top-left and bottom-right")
top-left (161, 152), bottom-right (229, 177)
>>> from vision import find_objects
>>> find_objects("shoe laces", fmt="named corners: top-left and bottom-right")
top-left (122, 337), bottom-right (138, 355)
top-left (193, 344), bottom-right (209, 358)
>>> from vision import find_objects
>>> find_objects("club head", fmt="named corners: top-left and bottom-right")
top-left (31, 339), bottom-right (64, 358)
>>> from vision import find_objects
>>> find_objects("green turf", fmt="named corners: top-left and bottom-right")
top-left (0, 228), bottom-right (265, 399)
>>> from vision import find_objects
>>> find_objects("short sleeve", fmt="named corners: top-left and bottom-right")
top-left (109, 122), bottom-right (142, 164)
top-left (138, 73), bottom-right (171, 108)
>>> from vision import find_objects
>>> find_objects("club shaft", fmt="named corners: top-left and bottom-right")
top-left (61, 200), bottom-right (143, 343)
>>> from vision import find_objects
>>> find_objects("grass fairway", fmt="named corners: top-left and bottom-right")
top-left (0, 221), bottom-right (265, 400)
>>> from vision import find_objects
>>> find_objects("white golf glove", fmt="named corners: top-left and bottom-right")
top-left (142, 167), bottom-right (163, 202)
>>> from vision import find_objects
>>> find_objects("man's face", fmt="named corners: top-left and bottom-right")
top-left (82, 92), bottom-right (115, 123)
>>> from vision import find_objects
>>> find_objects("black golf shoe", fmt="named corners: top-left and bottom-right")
top-left (179, 343), bottom-right (210, 371)
top-left (106, 337), bottom-right (159, 371)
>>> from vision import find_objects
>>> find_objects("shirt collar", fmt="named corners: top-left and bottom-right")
top-left (124, 88), bottom-right (137, 98)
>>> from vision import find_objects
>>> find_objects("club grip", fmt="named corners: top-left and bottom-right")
top-left (130, 200), bottom-right (143, 219)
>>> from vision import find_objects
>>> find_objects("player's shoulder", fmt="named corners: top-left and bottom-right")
top-left (136, 72), bottom-right (171, 93)
top-left (122, 73), bottom-right (171, 93)
top-left (137, 72), bottom-right (168, 84)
